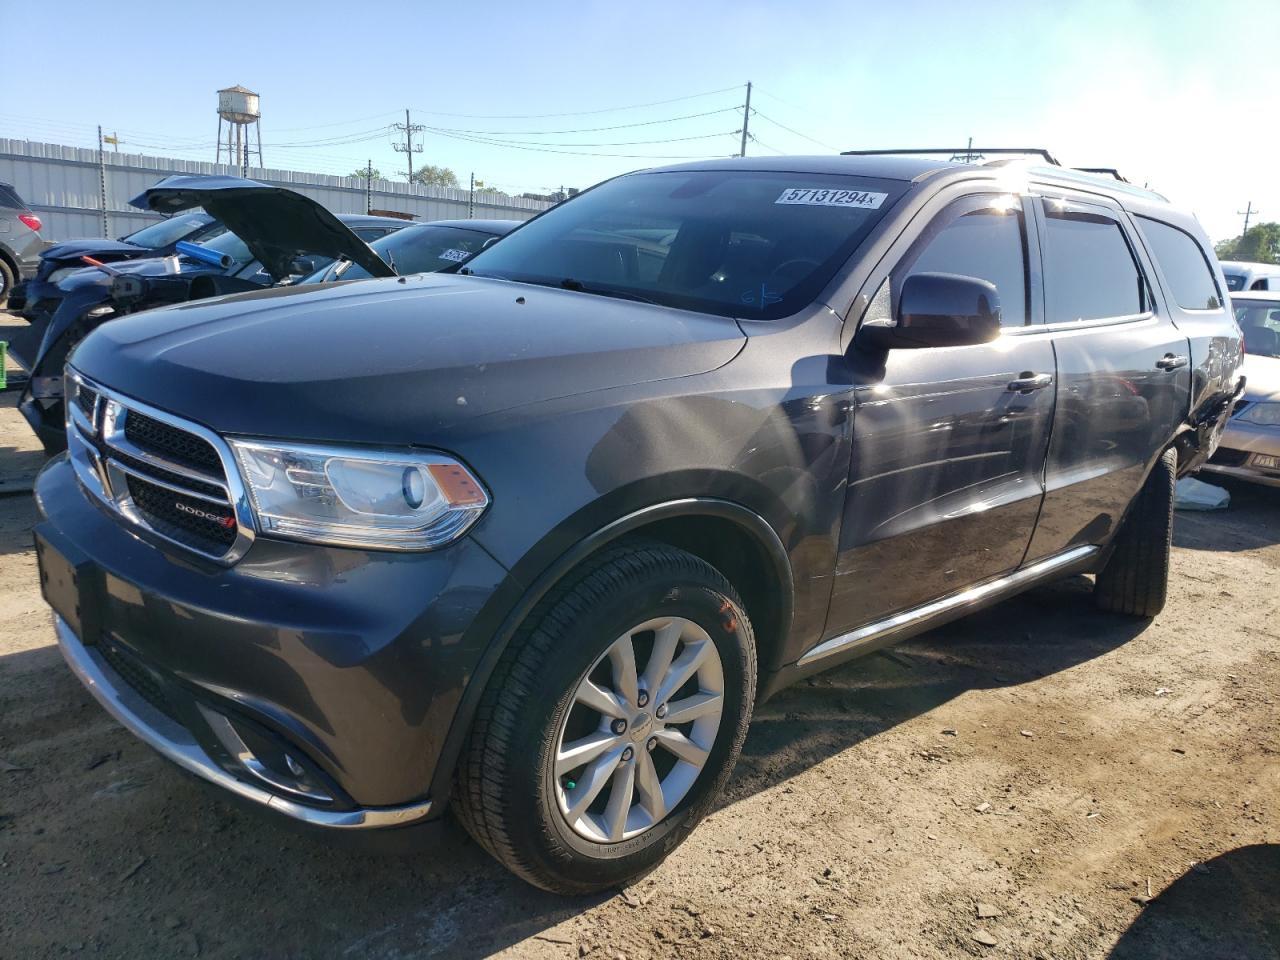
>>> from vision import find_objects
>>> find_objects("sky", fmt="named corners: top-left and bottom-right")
top-left (0, 0), bottom-right (1274, 243)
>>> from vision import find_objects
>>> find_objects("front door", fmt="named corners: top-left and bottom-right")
top-left (1022, 195), bottom-right (1191, 563)
top-left (825, 193), bottom-right (1056, 637)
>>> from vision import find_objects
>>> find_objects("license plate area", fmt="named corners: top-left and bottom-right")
top-left (34, 525), bottom-right (102, 643)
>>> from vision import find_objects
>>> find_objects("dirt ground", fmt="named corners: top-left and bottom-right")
top-left (0, 312), bottom-right (1277, 959)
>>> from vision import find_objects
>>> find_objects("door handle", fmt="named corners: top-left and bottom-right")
top-left (1007, 373), bottom-right (1053, 393)
top-left (1155, 354), bottom-right (1189, 371)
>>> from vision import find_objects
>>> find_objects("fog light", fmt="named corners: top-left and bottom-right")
top-left (198, 705), bottom-right (333, 803)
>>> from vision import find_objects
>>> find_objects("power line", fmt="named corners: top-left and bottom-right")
top-left (749, 110), bottom-right (840, 152)
top-left (407, 85), bottom-right (742, 120)
top-left (421, 127), bottom-right (739, 149)
top-left (747, 133), bottom-right (785, 155)
top-left (428, 127), bottom-right (736, 160)
top-left (424, 107), bottom-right (742, 138)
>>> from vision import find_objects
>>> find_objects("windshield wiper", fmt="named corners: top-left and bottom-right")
top-left (558, 277), bottom-right (659, 305)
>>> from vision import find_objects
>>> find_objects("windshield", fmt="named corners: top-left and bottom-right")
top-left (123, 214), bottom-right (213, 249)
top-left (305, 223), bottom-right (501, 284)
top-left (188, 226), bottom-right (252, 267)
top-left (1233, 298), bottom-right (1280, 358)
top-left (458, 170), bottom-right (905, 320)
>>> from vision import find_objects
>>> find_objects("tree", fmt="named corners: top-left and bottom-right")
top-left (408, 165), bottom-right (460, 188)
top-left (1215, 222), bottom-right (1280, 264)
top-left (351, 166), bottom-right (382, 180)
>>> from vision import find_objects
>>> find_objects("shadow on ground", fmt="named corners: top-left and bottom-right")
top-left (0, 569), bottom-right (1149, 959)
top-left (1108, 844), bottom-right (1280, 960)
top-left (1175, 474), bottom-right (1280, 552)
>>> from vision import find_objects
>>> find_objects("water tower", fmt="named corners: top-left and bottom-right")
top-left (215, 85), bottom-right (264, 174)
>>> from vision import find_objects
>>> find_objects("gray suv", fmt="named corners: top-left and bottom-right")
top-left (0, 181), bottom-right (45, 307)
top-left (35, 152), bottom-right (1244, 893)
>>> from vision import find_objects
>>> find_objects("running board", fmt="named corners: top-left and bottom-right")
top-left (797, 545), bottom-right (1099, 667)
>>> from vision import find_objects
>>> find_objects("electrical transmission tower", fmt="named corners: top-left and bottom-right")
top-left (393, 109), bottom-right (425, 181)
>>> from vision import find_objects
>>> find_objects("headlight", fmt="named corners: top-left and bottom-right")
top-left (1237, 401), bottom-right (1280, 426)
top-left (229, 440), bottom-right (489, 550)
top-left (47, 266), bottom-right (80, 284)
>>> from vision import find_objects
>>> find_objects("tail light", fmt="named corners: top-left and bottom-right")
top-left (17, 213), bottom-right (42, 233)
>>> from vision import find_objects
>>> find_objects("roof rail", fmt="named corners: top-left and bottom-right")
top-left (1073, 167), bottom-right (1131, 183)
top-left (841, 147), bottom-right (1062, 166)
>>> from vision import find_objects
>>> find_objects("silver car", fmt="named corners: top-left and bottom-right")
top-left (1202, 291), bottom-right (1280, 487)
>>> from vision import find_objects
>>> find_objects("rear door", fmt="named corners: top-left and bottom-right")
top-left (1022, 194), bottom-right (1191, 563)
top-left (825, 191), bottom-right (1057, 635)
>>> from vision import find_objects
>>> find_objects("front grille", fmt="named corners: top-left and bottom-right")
top-left (76, 383), bottom-right (98, 422)
top-left (126, 475), bottom-right (238, 553)
top-left (97, 638), bottom-right (179, 722)
top-left (66, 371), bottom-right (247, 563)
top-left (125, 411), bottom-right (223, 474)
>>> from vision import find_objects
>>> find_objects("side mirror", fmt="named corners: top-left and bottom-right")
top-left (857, 272), bottom-right (1002, 350)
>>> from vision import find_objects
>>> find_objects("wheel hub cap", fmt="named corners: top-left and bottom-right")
top-left (552, 616), bottom-right (725, 844)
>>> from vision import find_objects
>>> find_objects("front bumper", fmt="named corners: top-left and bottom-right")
top-left (1201, 417), bottom-right (1280, 488)
top-left (36, 454), bottom-right (511, 827)
top-left (53, 615), bottom-right (432, 828)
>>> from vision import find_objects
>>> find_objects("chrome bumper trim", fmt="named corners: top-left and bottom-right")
top-left (53, 615), bottom-right (433, 829)
top-left (798, 544), bottom-right (1099, 667)
top-left (1200, 463), bottom-right (1280, 489)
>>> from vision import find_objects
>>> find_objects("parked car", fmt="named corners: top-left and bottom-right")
top-left (1201, 290), bottom-right (1280, 486)
top-left (9, 211), bottom-right (220, 316)
top-left (1219, 260), bottom-right (1280, 292)
top-left (11, 175), bottom-right (405, 451)
top-left (302, 218), bottom-right (518, 284)
top-left (35, 153), bottom-right (1243, 894)
top-left (0, 180), bottom-right (45, 308)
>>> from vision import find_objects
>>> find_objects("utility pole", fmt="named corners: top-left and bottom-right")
top-left (366, 159), bottom-right (374, 214)
top-left (1238, 201), bottom-right (1258, 237)
top-left (951, 137), bottom-right (984, 163)
top-left (97, 125), bottom-right (109, 239)
top-left (468, 171), bottom-right (475, 219)
top-left (739, 81), bottom-right (753, 158)
top-left (392, 108), bottom-right (424, 182)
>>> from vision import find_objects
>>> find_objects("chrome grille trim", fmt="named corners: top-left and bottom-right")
top-left (65, 369), bottom-right (256, 564)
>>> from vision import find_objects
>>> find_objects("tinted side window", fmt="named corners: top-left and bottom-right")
top-left (0, 184), bottom-right (26, 209)
top-left (900, 200), bottom-right (1028, 327)
top-left (1137, 216), bottom-right (1222, 310)
top-left (1042, 206), bottom-right (1144, 322)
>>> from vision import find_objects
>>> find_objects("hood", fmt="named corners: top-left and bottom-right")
top-left (131, 175), bottom-right (393, 283)
top-left (1242, 354), bottom-right (1280, 402)
top-left (42, 238), bottom-right (146, 264)
top-left (69, 274), bottom-right (745, 443)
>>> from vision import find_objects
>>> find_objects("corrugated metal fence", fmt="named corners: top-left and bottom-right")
top-left (0, 139), bottom-right (552, 241)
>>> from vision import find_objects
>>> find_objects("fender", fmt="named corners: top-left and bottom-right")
top-left (426, 497), bottom-right (793, 809)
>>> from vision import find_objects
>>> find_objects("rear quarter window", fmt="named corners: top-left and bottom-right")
top-left (0, 184), bottom-right (27, 209)
top-left (1136, 216), bottom-right (1223, 310)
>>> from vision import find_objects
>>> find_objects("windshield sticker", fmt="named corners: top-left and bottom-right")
top-left (437, 248), bottom-right (471, 263)
top-left (776, 188), bottom-right (887, 209)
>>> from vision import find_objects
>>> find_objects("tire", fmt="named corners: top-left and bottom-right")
top-left (454, 540), bottom-right (756, 894)
top-left (1094, 447), bottom-right (1176, 618)
top-left (0, 257), bottom-right (14, 309)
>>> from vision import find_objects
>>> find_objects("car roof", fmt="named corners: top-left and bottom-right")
top-left (336, 213), bottom-right (412, 229)
top-left (1230, 290), bottom-right (1280, 302)
top-left (639, 154), bottom-right (1172, 205)
top-left (1220, 261), bottom-right (1280, 272)
top-left (423, 219), bottom-right (520, 234)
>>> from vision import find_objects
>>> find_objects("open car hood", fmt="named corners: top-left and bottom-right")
top-left (130, 176), bottom-right (394, 282)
